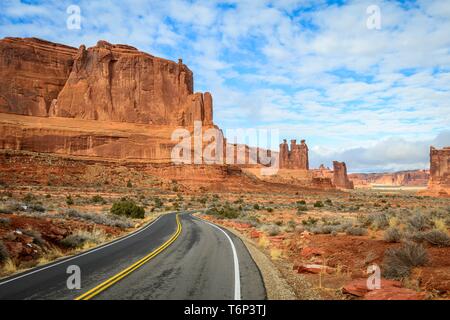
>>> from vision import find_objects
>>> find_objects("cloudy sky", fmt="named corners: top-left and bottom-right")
top-left (1, 0), bottom-right (449, 172)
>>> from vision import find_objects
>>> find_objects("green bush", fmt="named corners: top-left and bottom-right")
top-left (383, 242), bottom-right (428, 279)
top-left (313, 201), bottom-right (324, 208)
top-left (302, 217), bottom-right (318, 226)
top-left (207, 204), bottom-right (240, 219)
top-left (384, 227), bottom-right (402, 243)
top-left (127, 180), bottom-right (133, 188)
top-left (154, 197), bottom-right (163, 208)
top-left (0, 240), bottom-right (9, 265)
top-left (297, 205), bottom-right (308, 215)
top-left (253, 204), bottom-right (261, 210)
top-left (297, 200), bottom-right (306, 205)
top-left (110, 199), bottom-right (145, 219)
top-left (91, 195), bottom-right (106, 204)
top-left (66, 195), bottom-right (74, 206)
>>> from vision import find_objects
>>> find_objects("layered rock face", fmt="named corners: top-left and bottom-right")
top-left (0, 37), bottom-right (217, 162)
top-left (428, 146), bottom-right (450, 196)
top-left (349, 170), bottom-right (429, 188)
top-left (0, 37), bottom-right (213, 126)
top-left (279, 139), bottom-right (309, 170)
top-left (51, 41), bottom-right (212, 126)
top-left (332, 161), bottom-right (354, 189)
top-left (0, 38), bottom-right (77, 116)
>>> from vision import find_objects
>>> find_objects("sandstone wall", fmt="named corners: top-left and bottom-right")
top-left (0, 37), bottom-right (77, 117)
top-left (0, 37), bottom-right (213, 126)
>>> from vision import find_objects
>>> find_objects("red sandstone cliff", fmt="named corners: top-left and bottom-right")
top-left (0, 38), bottom-right (77, 116)
top-left (0, 37), bottom-right (212, 126)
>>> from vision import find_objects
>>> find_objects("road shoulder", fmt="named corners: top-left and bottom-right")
top-left (220, 225), bottom-right (297, 300)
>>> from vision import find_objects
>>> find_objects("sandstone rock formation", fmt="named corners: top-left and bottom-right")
top-left (0, 38), bottom-right (77, 117)
top-left (332, 161), bottom-right (354, 189)
top-left (0, 37), bottom-right (213, 126)
top-left (279, 139), bottom-right (309, 170)
top-left (427, 146), bottom-right (450, 196)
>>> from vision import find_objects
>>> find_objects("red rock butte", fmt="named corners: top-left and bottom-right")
top-left (0, 37), bottom-right (215, 162)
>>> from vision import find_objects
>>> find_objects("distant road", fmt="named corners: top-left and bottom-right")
top-left (0, 213), bottom-right (266, 300)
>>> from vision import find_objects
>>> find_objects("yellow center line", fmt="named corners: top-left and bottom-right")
top-left (75, 214), bottom-right (182, 300)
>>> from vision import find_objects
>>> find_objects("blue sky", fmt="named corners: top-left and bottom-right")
top-left (1, 0), bottom-right (449, 172)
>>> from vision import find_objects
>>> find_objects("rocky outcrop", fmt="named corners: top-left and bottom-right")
top-left (0, 37), bottom-right (77, 117)
top-left (279, 139), bottom-right (309, 170)
top-left (427, 146), bottom-right (450, 196)
top-left (51, 41), bottom-right (212, 126)
top-left (333, 161), bottom-right (354, 189)
top-left (0, 37), bottom-right (213, 126)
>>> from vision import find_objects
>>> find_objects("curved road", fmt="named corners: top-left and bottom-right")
top-left (0, 213), bottom-right (266, 300)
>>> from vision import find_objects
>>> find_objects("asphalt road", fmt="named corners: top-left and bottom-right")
top-left (0, 213), bottom-right (266, 300)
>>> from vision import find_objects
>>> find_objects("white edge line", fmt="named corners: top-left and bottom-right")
top-left (200, 218), bottom-right (241, 301)
top-left (0, 215), bottom-right (164, 286)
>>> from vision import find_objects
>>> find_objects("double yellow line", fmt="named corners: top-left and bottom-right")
top-left (75, 214), bottom-right (182, 300)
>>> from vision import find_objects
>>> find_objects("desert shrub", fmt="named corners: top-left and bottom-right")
top-left (0, 240), bottom-right (9, 264)
top-left (310, 225), bottom-right (335, 234)
top-left (384, 227), bottom-right (402, 243)
top-left (22, 229), bottom-right (45, 246)
top-left (266, 207), bottom-right (274, 213)
top-left (154, 197), bottom-right (163, 208)
top-left (207, 204), bottom-right (240, 219)
top-left (253, 204), bottom-right (261, 210)
top-left (127, 180), bottom-right (133, 188)
top-left (325, 199), bottom-right (333, 206)
top-left (265, 225), bottom-right (280, 236)
top-left (313, 201), bottom-right (324, 208)
top-left (346, 226), bottom-right (368, 236)
top-left (60, 229), bottom-right (107, 249)
top-left (422, 229), bottom-right (450, 247)
top-left (91, 195), bottom-right (106, 204)
top-left (110, 199), bottom-right (145, 219)
top-left (65, 210), bottom-right (133, 229)
top-left (23, 193), bottom-right (36, 204)
top-left (297, 200), bottom-right (306, 205)
top-left (383, 242), bottom-right (428, 279)
top-left (0, 217), bottom-right (11, 226)
top-left (28, 203), bottom-right (46, 213)
top-left (296, 205), bottom-right (308, 215)
top-left (66, 195), bottom-right (74, 206)
top-left (407, 212), bottom-right (431, 231)
top-left (302, 217), bottom-right (318, 226)
top-left (372, 213), bottom-right (389, 230)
